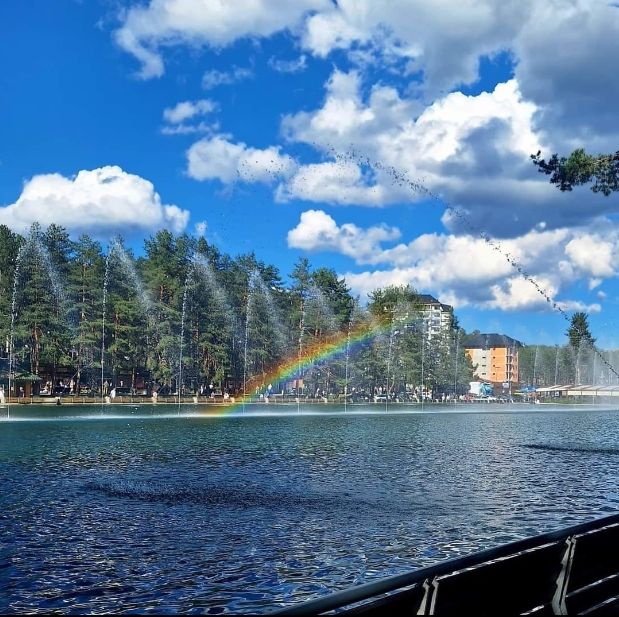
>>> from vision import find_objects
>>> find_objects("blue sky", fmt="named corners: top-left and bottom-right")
top-left (2, 0), bottom-right (619, 347)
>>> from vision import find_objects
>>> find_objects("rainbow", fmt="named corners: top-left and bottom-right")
top-left (218, 319), bottom-right (392, 414)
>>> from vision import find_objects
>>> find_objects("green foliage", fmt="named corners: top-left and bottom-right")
top-left (0, 225), bottom-right (24, 348)
top-left (567, 312), bottom-right (595, 349)
top-left (3, 225), bottom-right (477, 397)
top-left (532, 148), bottom-right (619, 195)
top-left (519, 345), bottom-right (573, 386)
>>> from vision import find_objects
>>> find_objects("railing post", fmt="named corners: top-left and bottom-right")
top-left (417, 579), bottom-right (433, 615)
top-left (552, 537), bottom-right (575, 615)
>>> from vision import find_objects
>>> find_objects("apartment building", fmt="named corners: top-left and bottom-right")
top-left (416, 294), bottom-right (453, 340)
top-left (464, 333), bottom-right (521, 385)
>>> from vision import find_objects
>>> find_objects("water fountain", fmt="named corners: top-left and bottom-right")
top-left (100, 239), bottom-right (156, 408)
top-left (4, 160), bottom-right (619, 419)
top-left (344, 316), bottom-right (352, 412)
top-left (297, 291), bottom-right (305, 413)
top-left (192, 255), bottom-right (242, 392)
top-left (385, 311), bottom-right (397, 412)
top-left (453, 328), bottom-right (460, 403)
top-left (178, 275), bottom-right (189, 413)
top-left (6, 244), bottom-right (25, 419)
top-left (6, 231), bottom-right (72, 418)
top-left (343, 302), bottom-right (362, 412)
top-left (593, 351), bottom-right (598, 386)
top-left (301, 285), bottom-right (341, 403)
top-left (251, 274), bottom-right (290, 355)
top-left (344, 150), bottom-right (619, 386)
top-left (100, 252), bottom-right (110, 409)
top-left (243, 275), bottom-right (254, 413)
top-left (575, 342), bottom-right (583, 384)
top-left (238, 270), bottom-right (292, 410)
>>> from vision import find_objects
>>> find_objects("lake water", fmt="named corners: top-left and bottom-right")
top-left (2, 403), bottom-right (619, 614)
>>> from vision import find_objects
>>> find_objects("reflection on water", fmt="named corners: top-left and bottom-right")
top-left (2, 404), bottom-right (619, 613)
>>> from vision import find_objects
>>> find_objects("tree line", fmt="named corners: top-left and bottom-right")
top-left (518, 312), bottom-right (618, 386)
top-left (0, 223), bottom-right (474, 399)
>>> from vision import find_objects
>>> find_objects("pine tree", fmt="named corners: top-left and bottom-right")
top-left (69, 235), bottom-right (104, 392)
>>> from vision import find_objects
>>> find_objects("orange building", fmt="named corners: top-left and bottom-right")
top-left (464, 334), bottom-right (521, 386)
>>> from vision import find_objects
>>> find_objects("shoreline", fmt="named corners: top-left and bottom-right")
top-left (0, 398), bottom-right (607, 407)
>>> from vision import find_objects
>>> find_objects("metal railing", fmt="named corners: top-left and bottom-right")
top-left (275, 513), bottom-right (619, 615)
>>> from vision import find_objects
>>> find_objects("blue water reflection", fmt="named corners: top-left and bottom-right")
top-left (1, 404), bottom-right (619, 613)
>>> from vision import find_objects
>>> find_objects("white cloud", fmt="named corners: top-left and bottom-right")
top-left (161, 99), bottom-right (218, 135)
top-left (287, 209), bottom-right (400, 262)
top-left (555, 300), bottom-right (601, 314)
top-left (202, 66), bottom-right (252, 90)
top-left (280, 68), bottom-right (619, 238)
top-left (486, 275), bottom-right (559, 312)
top-left (282, 69), bottom-right (421, 157)
top-left (115, 0), bottom-right (329, 78)
top-left (115, 0), bottom-right (528, 93)
top-left (163, 99), bottom-right (216, 124)
top-left (565, 235), bottom-right (615, 279)
top-left (277, 160), bottom-right (393, 206)
top-left (589, 278), bottom-right (602, 291)
top-left (186, 135), bottom-right (297, 184)
top-left (114, 0), bottom-right (619, 157)
top-left (289, 211), bottom-right (619, 311)
top-left (283, 72), bottom-right (540, 206)
top-left (301, 1), bottom-right (529, 94)
top-left (514, 1), bottom-right (619, 150)
top-left (0, 166), bottom-right (189, 236)
top-left (114, 0), bottom-right (619, 234)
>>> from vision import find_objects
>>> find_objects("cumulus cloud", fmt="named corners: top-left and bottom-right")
top-left (110, 0), bottom-right (619, 318)
top-left (115, 0), bottom-right (329, 78)
top-left (114, 1), bottom-right (619, 231)
top-left (283, 71), bottom-right (540, 195)
top-left (287, 209), bottom-right (400, 261)
top-left (565, 235), bottom-right (615, 279)
top-left (514, 1), bottom-right (619, 150)
top-left (194, 220), bottom-right (207, 236)
top-left (186, 135), bottom-right (297, 184)
top-left (282, 69), bottom-right (421, 155)
top-left (114, 0), bottom-right (619, 151)
top-left (289, 210), bottom-right (619, 311)
top-left (114, 0), bottom-right (530, 93)
top-left (281, 68), bottom-right (619, 237)
top-left (0, 166), bottom-right (189, 236)
top-left (277, 160), bottom-right (394, 206)
top-left (301, 1), bottom-right (529, 95)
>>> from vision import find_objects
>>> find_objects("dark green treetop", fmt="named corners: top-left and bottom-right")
top-left (567, 312), bottom-right (595, 349)
top-left (532, 148), bottom-right (619, 195)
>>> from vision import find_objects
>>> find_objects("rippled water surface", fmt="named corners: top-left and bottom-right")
top-left (2, 403), bottom-right (619, 613)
